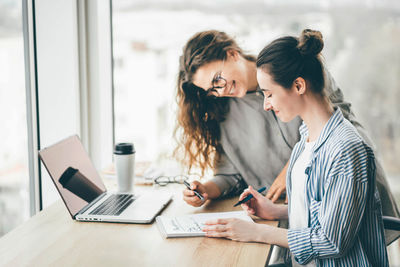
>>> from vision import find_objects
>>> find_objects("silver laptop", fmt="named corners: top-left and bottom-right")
top-left (39, 135), bottom-right (172, 223)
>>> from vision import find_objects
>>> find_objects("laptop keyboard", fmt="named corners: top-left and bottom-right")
top-left (89, 194), bottom-right (135, 216)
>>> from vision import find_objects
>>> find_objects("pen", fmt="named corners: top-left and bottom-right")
top-left (233, 186), bottom-right (267, 207)
top-left (183, 180), bottom-right (205, 201)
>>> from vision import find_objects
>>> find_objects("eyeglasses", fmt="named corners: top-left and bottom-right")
top-left (206, 59), bottom-right (226, 98)
top-left (153, 174), bottom-right (200, 186)
top-left (206, 74), bottom-right (227, 97)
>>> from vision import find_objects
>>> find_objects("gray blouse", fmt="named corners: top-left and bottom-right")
top-left (210, 71), bottom-right (399, 244)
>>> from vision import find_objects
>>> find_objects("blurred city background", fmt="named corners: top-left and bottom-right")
top-left (1, 0), bottom-right (400, 262)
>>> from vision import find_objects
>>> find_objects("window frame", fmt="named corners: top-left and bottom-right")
top-left (22, 0), bottom-right (114, 214)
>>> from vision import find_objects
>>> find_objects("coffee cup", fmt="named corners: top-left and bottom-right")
top-left (114, 142), bottom-right (135, 192)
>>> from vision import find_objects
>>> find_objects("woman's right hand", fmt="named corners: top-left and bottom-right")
top-left (240, 186), bottom-right (277, 220)
top-left (182, 180), bottom-right (208, 207)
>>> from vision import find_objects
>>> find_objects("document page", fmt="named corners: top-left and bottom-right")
top-left (156, 211), bottom-right (253, 238)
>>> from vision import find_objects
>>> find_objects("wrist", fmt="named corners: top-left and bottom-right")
top-left (269, 203), bottom-right (288, 220)
top-left (255, 224), bottom-right (273, 243)
top-left (255, 224), bottom-right (289, 248)
top-left (204, 181), bottom-right (221, 199)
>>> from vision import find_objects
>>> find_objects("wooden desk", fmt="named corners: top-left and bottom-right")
top-left (0, 185), bottom-right (278, 267)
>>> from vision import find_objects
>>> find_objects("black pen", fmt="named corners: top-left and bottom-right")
top-left (233, 186), bottom-right (267, 207)
top-left (183, 180), bottom-right (205, 201)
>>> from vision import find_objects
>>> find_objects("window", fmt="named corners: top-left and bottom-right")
top-left (32, 0), bottom-right (114, 208)
top-left (111, 1), bottom-right (400, 177)
top-left (0, 0), bottom-right (29, 237)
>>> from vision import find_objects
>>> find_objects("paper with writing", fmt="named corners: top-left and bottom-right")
top-left (156, 211), bottom-right (253, 238)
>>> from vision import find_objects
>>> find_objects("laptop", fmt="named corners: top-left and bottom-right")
top-left (39, 135), bottom-right (172, 223)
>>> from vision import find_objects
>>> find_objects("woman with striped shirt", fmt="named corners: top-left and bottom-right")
top-left (203, 29), bottom-right (388, 266)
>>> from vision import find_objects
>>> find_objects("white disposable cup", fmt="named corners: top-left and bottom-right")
top-left (114, 143), bottom-right (135, 193)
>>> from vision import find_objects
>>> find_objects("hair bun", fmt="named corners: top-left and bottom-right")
top-left (297, 29), bottom-right (324, 57)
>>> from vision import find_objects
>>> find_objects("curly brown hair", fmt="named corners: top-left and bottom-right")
top-left (174, 30), bottom-right (255, 175)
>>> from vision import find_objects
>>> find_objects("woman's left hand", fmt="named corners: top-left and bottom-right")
top-left (202, 218), bottom-right (261, 242)
top-left (267, 162), bottom-right (288, 204)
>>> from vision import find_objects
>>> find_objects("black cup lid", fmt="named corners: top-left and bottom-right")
top-left (114, 143), bottom-right (135, 155)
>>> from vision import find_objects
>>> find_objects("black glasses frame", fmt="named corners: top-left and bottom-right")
top-left (206, 74), bottom-right (227, 97)
top-left (154, 174), bottom-right (200, 186)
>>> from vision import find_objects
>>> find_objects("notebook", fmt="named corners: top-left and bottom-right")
top-left (156, 211), bottom-right (253, 238)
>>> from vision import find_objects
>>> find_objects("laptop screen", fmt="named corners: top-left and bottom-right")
top-left (39, 135), bottom-right (107, 217)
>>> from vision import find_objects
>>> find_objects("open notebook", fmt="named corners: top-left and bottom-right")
top-left (156, 211), bottom-right (253, 238)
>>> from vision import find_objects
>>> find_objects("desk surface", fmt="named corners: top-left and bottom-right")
top-left (0, 185), bottom-right (278, 267)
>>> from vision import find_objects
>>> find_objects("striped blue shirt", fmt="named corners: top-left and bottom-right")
top-left (287, 108), bottom-right (388, 266)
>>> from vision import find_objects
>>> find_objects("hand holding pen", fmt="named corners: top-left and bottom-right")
top-left (233, 186), bottom-right (266, 207)
top-left (236, 186), bottom-right (278, 220)
top-left (182, 180), bottom-right (208, 207)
